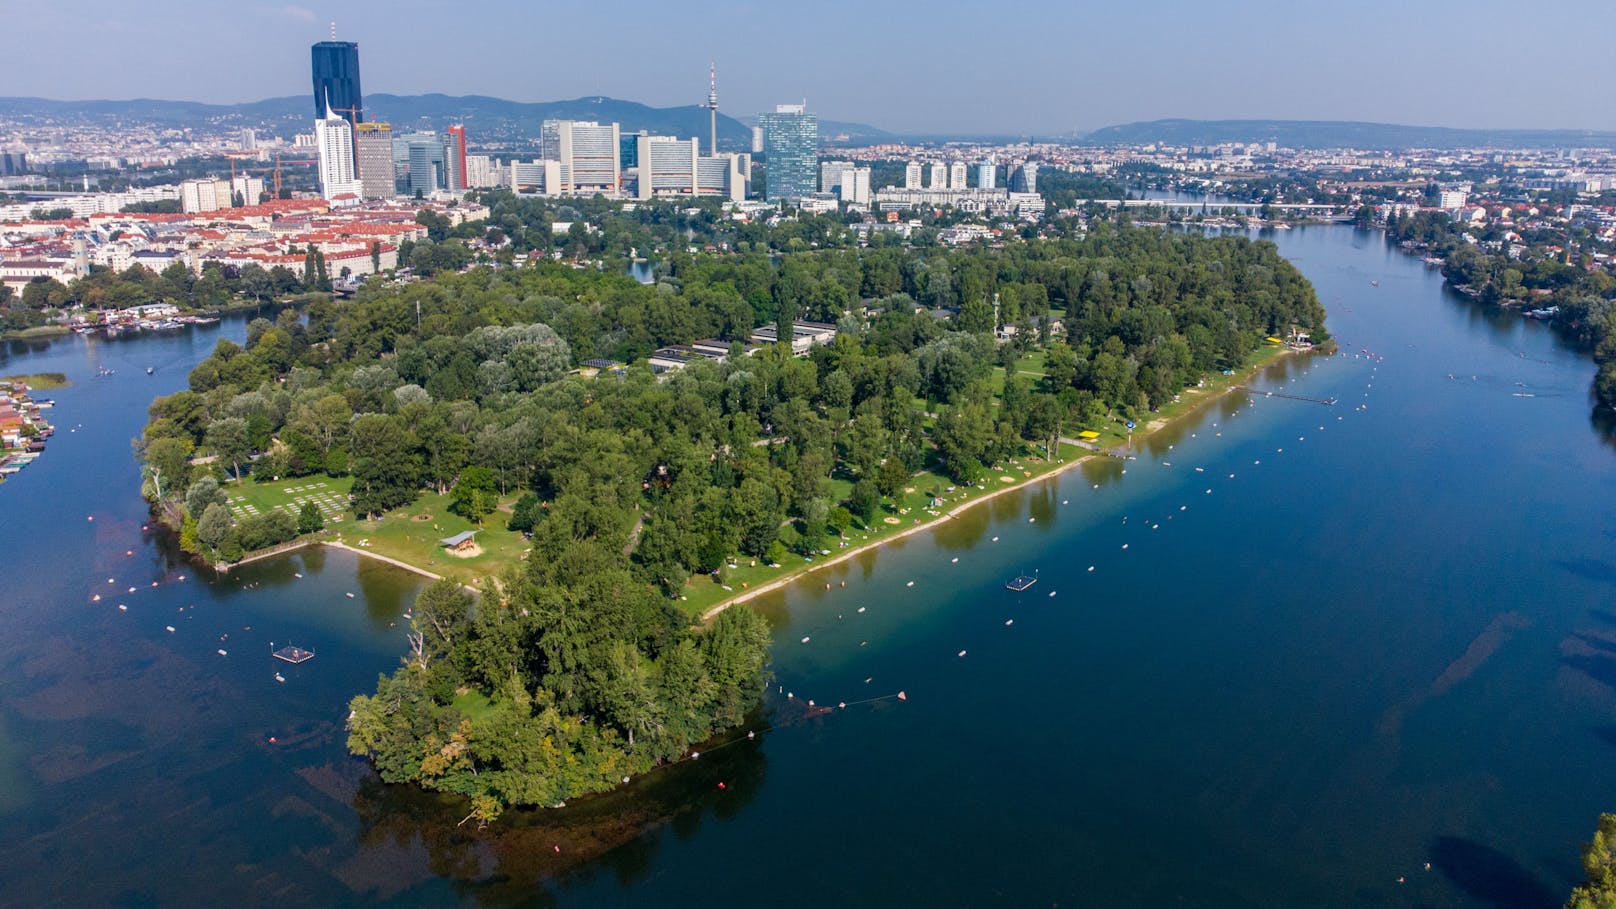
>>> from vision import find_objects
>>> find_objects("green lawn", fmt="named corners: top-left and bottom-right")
top-left (223, 477), bottom-right (531, 588)
top-left (0, 372), bottom-right (70, 390)
top-left (225, 475), bottom-right (354, 525)
top-left (341, 490), bottom-right (533, 587)
top-left (988, 350), bottom-right (1052, 398)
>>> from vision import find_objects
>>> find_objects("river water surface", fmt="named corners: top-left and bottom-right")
top-left (2, 225), bottom-right (1614, 907)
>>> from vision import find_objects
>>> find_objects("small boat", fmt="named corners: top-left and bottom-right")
top-left (1370, 280), bottom-right (1380, 287)
top-left (345, 592), bottom-right (355, 599)
top-left (146, 367), bottom-right (154, 375)
top-left (275, 673), bottom-right (286, 683)
top-left (217, 649), bottom-right (228, 656)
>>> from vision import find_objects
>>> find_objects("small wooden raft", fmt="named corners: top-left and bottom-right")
top-left (272, 646), bottom-right (315, 664)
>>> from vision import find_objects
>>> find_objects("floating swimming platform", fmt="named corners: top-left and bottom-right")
top-left (1005, 574), bottom-right (1038, 592)
top-left (272, 646), bottom-right (315, 664)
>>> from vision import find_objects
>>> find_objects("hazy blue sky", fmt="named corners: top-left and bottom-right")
top-left (6, 0), bottom-right (1615, 134)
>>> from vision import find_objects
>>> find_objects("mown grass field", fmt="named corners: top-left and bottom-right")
top-left (224, 475), bottom-right (354, 524)
top-left (342, 490), bottom-right (532, 587)
top-left (223, 476), bottom-right (531, 587)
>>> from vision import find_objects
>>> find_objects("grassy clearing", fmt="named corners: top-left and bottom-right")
top-left (341, 490), bottom-right (532, 587)
top-left (452, 689), bottom-right (498, 723)
top-left (225, 475), bottom-right (355, 525)
top-left (223, 477), bottom-right (530, 588)
top-left (987, 350), bottom-right (1051, 398)
top-left (0, 372), bottom-right (70, 390)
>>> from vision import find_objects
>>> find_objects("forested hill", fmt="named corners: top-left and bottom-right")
top-left (137, 201), bottom-right (1325, 817)
top-left (1083, 118), bottom-right (1616, 150)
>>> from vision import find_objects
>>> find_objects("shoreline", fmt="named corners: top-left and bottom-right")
top-left (698, 449), bottom-right (1099, 623)
top-left (697, 348), bottom-right (1300, 624)
top-left (190, 346), bottom-right (1305, 619)
top-left (319, 540), bottom-right (446, 581)
top-left (216, 536), bottom-right (447, 582)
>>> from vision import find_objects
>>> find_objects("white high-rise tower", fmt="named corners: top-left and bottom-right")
top-left (315, 101), bottom-right (363, 201)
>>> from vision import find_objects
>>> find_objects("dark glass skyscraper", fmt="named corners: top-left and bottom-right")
top-left (311, 41), bottom-right (363, 125)
top-left (757, 104), bottom-right (818, 202)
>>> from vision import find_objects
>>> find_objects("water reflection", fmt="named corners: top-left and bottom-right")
top-left (342, 721), bottom-right (769, 906)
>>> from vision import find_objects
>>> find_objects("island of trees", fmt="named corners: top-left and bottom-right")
top-left (136, 195), bottom-right (1327, 818)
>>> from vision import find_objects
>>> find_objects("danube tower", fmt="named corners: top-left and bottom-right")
top-left (706, 62), bottom-right (719, 155)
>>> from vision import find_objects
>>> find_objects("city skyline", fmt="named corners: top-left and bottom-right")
top-left (5, 0), bottom-right (1616, 135)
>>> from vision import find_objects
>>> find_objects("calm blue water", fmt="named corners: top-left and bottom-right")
top-left (2, 226), bottom-right (1613, 908)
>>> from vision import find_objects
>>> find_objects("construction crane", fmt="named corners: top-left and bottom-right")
top-left (222, 152), bottom-right (257, 204)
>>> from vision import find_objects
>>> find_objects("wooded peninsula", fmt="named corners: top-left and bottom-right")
top-left (136, 194), bottom-right (1327, 819)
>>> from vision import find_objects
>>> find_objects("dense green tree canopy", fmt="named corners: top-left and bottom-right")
top-left (137, 209), bottom-right (1326, 819)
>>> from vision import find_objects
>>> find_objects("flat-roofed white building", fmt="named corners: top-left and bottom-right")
top-left (556, 120), bottom-right (620, 196)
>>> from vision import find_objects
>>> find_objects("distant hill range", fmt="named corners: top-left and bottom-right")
top-left (1083, 118), bottom-right (1616, 150)
top-left (734, 115), bottom-right (894, 146)
top-left (0, 94), bottom-right (891, 151)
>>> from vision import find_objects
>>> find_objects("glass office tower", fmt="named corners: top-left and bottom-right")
top-left (311, 41), bottom-right (363, 126)
top-left (757, 104), bottom-right (818, 202)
